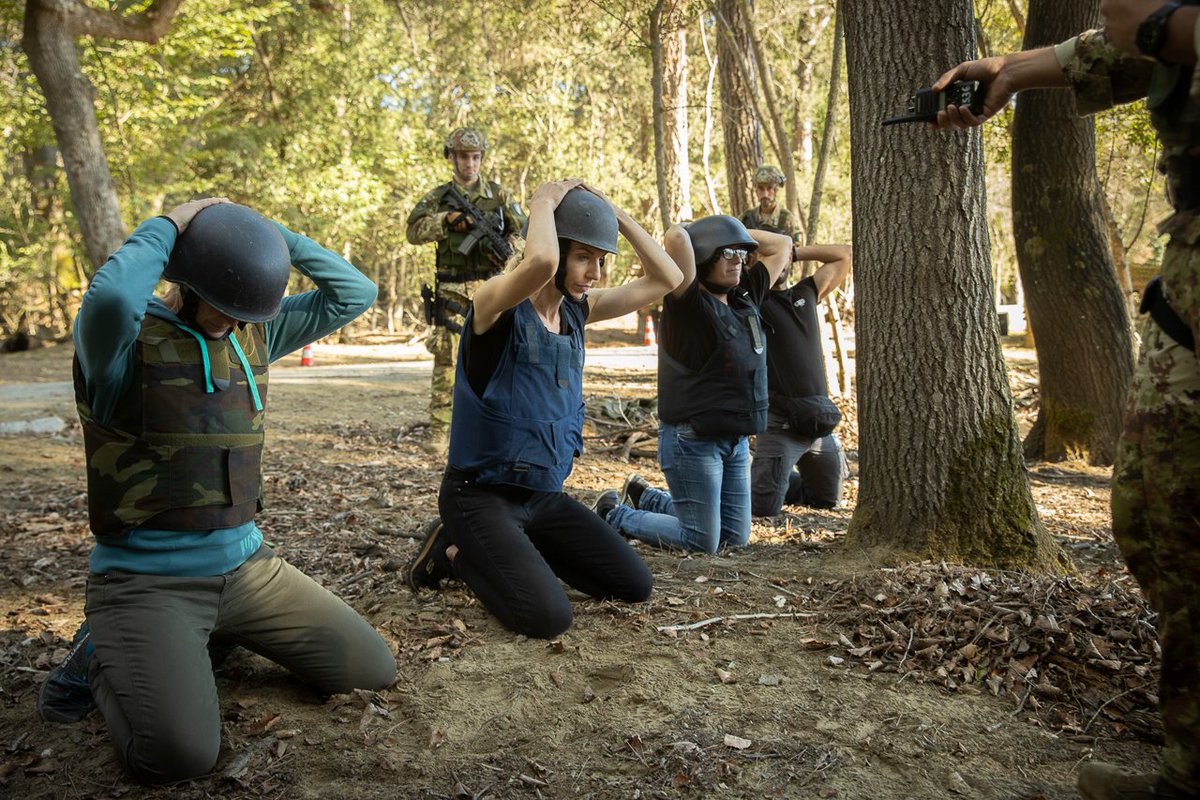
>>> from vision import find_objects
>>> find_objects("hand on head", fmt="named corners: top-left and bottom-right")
top-left (531, 178), bottom-right (583, 208)
top-left (165, 197), bottom-right (231, 233)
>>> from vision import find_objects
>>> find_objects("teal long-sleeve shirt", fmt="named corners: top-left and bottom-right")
top-left (75, 215), bottom-right (377, 576)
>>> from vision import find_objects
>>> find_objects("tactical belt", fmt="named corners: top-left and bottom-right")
top-left (1141, 275), bottom-right (1195, 352)
top-left (436, 268), bottom-right (501, 284)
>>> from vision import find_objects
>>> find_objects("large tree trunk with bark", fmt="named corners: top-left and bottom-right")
top-left (715, 0), bottom-right (761, 217)
top-left (843, 0), bottom-right (1061, 570)
top-left (21, 0), bottom-right (184, 270)
top-left (1014, 0), bottom-right (1133, 466)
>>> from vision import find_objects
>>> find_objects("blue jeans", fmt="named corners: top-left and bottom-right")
top-left (607, 422), bottom-right (751, 553)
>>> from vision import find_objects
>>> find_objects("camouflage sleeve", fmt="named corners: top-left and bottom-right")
top-left (780, 209), bottom-right (800, 241)
top-left (1054, 29), bottom-right (1153, 116)
top-left (405, 189), bottom-right (448, 245)
top-left (498, 186), bottom-right (527, 238)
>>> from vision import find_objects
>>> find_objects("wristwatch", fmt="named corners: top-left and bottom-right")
top-left (1136, 1), bottom-right (1184, 61)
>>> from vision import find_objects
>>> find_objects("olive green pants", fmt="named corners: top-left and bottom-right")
top-left (84, 546), bottom-right (396, 784)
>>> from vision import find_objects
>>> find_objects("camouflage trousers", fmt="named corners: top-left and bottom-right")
top-left (1110, 237), bottom-right (1200, 793)
top-left (427, 280), bottom-right (482, 432)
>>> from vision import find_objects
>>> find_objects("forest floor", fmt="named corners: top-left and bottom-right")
top-left (0, 335), bottom-right (1161, 800)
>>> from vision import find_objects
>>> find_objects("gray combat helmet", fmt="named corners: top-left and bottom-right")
top-left (686, 214), bottom-right (758, 267)
top-left (554, 188), bottom-right (618, 254)
top-left (165, 203), bottom-right (292, 323)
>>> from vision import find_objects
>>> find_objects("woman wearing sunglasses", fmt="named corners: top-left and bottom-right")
top-left (595, 216), bottom-right (792, 553)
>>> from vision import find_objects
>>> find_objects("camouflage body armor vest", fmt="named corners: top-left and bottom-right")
top-left (74, 315), bottom-right (269, 538)
top-left (434, 181), bottom-right (508, 281)
top-left (1148, 16), bottom-right (1200, 213)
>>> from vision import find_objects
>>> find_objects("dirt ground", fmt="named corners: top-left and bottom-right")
top-left (0, 338), bottom-right (1161, 800)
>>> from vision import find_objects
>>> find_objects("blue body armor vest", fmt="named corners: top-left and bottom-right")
top-left (448, 299), bottom-right (586, 491)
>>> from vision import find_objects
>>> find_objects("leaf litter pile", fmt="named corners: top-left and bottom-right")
top-left (791, 563), bottom-right (1159, 741)
top-left (0, 342), bottom-right (1164, 799)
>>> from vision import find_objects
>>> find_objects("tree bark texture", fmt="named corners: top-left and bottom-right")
top-left (650, 0), bottom-right (672, 231)
top-left (663, 19), bottom-right (693, 222)
top-left (843, 0), bottom-right (1060, 570)
top-left (1013, 0), bottom-right (1133, 466)
top-left (22, 0), bottom-right (184, 270)
top-left (715, 0), bottom-right (761, 217)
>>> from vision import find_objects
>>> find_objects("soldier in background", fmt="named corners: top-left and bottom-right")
top-left (739, 165), bottom-right (800, 242)
top-left (933, 1), bottom-right (1200, 797)
top-left (406, 127), bottom-right (526, 453)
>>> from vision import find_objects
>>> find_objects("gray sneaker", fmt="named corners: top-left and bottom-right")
top-left (591, 490), bottom-right (619, 522)
top-left (37, 621), bottom-right (96, 724)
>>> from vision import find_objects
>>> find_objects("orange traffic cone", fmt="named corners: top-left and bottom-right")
top-left (643, 316), bottom-right (657, 347)
top-left (300, 343), bottom-right (314, 366)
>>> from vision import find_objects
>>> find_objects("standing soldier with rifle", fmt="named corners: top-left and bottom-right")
top-left (407, 127), bottom-right (526, 454)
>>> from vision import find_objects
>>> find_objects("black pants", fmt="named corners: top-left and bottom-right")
top-left (438, 469), bottom-right (654, 638)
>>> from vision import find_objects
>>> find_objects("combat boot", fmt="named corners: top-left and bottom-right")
top-left (406, 518), bottom-right (453, 591)
top-left (1078, 763), bottom-right (1197, 799)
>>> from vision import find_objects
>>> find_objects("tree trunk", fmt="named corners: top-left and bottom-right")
top-left (843, 0), bottom-right (1061, 570)
top-left (806, 1), bottom-right (843, 247)
top-left (715, 0), bottom-right (761, 217)
top-left (663, 18), bottom-right (692, 221)
top-left (699, 13), bottom-right (723, 215)
top-left (22, 0), bottom-right (184, 271)
top-left (650, 0), bottom-right (672, 231)
top-left (1013, 0), bottom-right (1133, 467)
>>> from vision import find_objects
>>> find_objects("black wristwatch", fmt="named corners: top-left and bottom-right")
top-left (1136, 1), bottom-right (1184, 61)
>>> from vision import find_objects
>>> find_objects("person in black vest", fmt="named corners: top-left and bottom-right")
top-left (594, 216), bottom-right (792, 553)
top-left (404, 181), bottom-right (683, 638)
top-left (750, 244), bottom-right (852, 516)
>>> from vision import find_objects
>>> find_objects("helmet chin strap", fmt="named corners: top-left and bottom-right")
top-left (555, 251), bottom-right (590, 307)
top-left (698, 259), bottom-right (735, 295)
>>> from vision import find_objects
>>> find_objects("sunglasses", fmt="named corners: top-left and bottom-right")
top-left (718, 248), bottom-right (748, 262)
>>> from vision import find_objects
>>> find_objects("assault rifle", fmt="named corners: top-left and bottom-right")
top-left (444, 184), bottom-right (514, 267)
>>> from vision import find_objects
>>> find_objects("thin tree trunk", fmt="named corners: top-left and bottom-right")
top-left (843, 0), bottom-right (1060, 570)
top-left (806, 1), bottom-right (843, 247)
top-left (715, 0), bottom-right (761, 216)
top-left (22, 0), bottom-right (184, 271)
top-left (699, 13), bottom-right (723, 216)
top-left (650, 0), bottom-right (672, 231)
top-left (1014, 0), bottom-right (1133, 466)
top-left (663, 18), bottom-right (692, 221)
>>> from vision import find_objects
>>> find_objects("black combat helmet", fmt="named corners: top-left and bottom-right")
top-left (554, 188), bottom-right (618, 254)
top-left (686, 214), bottom-right (758, 267)
top-left (164, 203), bottom-right (292, 323)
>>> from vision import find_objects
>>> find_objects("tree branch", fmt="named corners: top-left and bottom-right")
top-left (45, 0), bottom-right (186, 44)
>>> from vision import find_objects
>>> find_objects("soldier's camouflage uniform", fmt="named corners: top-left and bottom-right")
top-left (739, 205), bottom-right (799, 241)
top-left (406, 180), bottom-right (525, 434)
top-left (1057, 28), bottom-right (1200, 795)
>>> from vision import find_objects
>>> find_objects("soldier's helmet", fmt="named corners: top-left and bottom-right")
top-left (165, 203), bottom-right (292, 323)
top-left (443, 127), bottom-right (488, 158)
top-left (753, 165), bottom-right (786, 187)
top-left (686, 215), bottom-right (758, 269)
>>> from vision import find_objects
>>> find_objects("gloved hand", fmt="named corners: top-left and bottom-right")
top-left (446, 211), bottom-right (474, 232)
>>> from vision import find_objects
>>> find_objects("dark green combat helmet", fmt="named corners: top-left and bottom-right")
top-left (753, 165), bottom-right (786, 186)
top-left (686, 214), bottom-right (758, 267)
top-left (443, 126), bottom-right (488, 157)
top-left (165, 203), bottom-right (291, 323)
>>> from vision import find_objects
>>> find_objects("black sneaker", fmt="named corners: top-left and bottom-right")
top-left (619, 473), bottom-right (651, 510)
top-left (591, 490), bottom-right (619, 522)
top-left (406, 518), bottom-right (452, 592)
top-left (38, 621), bottom-right (96, 724)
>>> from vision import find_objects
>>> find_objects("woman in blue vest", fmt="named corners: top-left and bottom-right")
top-left (37, 198), bottom-right (396, 784)
top-left (594, 216), bottom-right (792, 553)
top-left (406, 180), bottom-right (683, 638)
